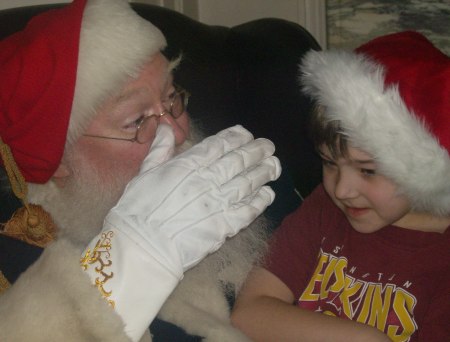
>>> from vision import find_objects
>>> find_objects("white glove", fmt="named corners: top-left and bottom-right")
top-left (81, 124), bottom-right (281, 341)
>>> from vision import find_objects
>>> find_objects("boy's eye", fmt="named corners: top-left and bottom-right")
top-left (321, 158), bottom-right (336, 168)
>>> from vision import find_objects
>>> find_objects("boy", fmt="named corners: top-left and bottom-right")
top-left (231, 31), bottom-right (450, 341)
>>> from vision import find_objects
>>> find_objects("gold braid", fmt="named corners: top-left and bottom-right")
top-left (0, 136), bottom-right (56, 247)
top-left (0, 137), bottom-right (30, 206)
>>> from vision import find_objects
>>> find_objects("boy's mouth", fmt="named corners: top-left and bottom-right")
top-left (344, 206), bottom-right (369, 217)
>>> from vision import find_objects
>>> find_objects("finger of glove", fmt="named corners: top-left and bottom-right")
top-left (178, 186), bottom-right (275, 270)
top-left (218, 156), bottom-right (281, 203)
top-left (139, 124), bottom-right (175, 173)
top-left (224, 185), bottom-right (275, 235)
top-left (198, 138), bottom-right (276, 186)
top-left (177, 125), bottom-right (254, 167)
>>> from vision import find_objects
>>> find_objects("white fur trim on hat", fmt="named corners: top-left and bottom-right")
top-left (68, 0), bottom-right (167, 146)
top-left (300, 49), bottom-right (450, 216)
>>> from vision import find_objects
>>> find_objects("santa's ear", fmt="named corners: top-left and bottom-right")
top-left (52, 164), bottom-right (71, 188)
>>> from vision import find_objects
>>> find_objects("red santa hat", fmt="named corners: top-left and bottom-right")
top-left (0, 0), bottom-right (166, 184)
top-left (300, 31), bottom-right (450, 216)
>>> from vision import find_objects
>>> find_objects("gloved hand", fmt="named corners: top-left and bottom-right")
top-left (81, 124), bottom-right (281, 341)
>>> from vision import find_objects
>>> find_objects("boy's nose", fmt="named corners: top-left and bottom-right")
top-left (334, 171), bottom-right (358, 200)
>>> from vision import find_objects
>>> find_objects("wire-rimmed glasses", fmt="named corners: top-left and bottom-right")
top-left (83, 85), bottom-right (190, 144)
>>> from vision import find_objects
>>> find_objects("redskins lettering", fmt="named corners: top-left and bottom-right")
top-left (299, 250), bottom-right (417, 341)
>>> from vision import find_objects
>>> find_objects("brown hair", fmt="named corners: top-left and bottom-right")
top-left (309, 104), bottom-right (349, 159)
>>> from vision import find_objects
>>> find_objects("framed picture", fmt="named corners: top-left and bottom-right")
top-left (327, 0), bottom-right (450, 54)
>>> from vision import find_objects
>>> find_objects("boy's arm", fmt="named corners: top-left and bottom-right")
top-left (231, 267), bottom-right (390, 342)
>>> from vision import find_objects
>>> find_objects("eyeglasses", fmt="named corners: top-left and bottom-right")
top-left (83, 85), bottom-right (190, 144)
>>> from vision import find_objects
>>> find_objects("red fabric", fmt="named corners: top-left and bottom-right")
top-left (0, 0), bottom-right (87, 183)
top-left (266, 185), bottom-right (450, 341)
top-left (355, 31), bottom-right (450, 154)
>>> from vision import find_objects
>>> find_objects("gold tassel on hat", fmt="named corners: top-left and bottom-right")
top-left (0, 137), bottom-right (56, 248)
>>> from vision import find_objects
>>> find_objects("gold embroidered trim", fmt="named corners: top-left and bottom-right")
top-left (0, 270), bottom-right (11, 295)
top-left (80, 231), bottom-right (115, 307)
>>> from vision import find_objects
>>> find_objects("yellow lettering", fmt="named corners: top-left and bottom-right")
top-left (300, 253), bottom-right (328, 301)
top-left (329, 258), bottom-right (347, 292)
top-left (356, 283), bottom-right (375, 324)
top-left (320, 256), bottom-right (337, 299)
top-left (339, 276), bottom-right (364, 318)
top-left (367, 284), bottom-right (394, 330)
top-left (387, 289), bottom-right (417, 342)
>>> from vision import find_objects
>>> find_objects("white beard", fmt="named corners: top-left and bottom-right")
top-left (27, 152), bottom-right (122, 247)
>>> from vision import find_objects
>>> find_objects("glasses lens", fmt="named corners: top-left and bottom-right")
top-left (136, 115), bottom-right (159, 144)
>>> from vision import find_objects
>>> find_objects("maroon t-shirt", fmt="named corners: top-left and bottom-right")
top-left (266, 184), bottom-right (450, 341)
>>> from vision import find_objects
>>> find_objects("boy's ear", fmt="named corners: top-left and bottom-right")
top-left (52, 164), bottom-right (71, 188)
